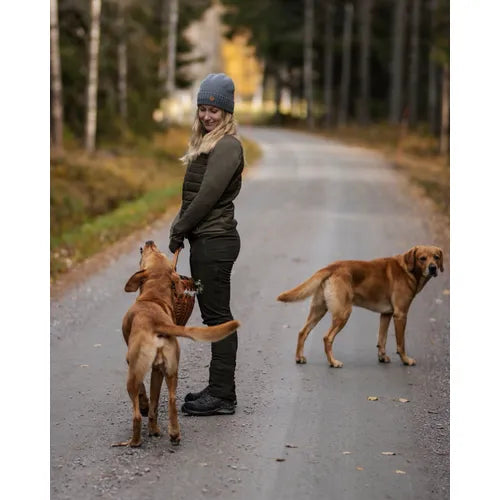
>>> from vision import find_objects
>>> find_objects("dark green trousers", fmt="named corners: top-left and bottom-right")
top-left (189, 230), bottom-right (240, 401)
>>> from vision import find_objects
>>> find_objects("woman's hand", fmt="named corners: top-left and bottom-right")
top-left (169, 235), bottom-right (184, 254)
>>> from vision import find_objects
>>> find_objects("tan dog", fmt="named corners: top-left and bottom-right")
top-left (277, 245), bottom-right (444, 368)
top-left (114, 240), bottom-right (240, 448)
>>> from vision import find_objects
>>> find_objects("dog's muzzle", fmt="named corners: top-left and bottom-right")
top-left (429, 264), bottom-right (438, 277)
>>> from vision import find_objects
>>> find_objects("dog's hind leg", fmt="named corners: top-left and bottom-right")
top-left (377, 313), bottom-right (392, 363)
top-left (138, 383), bottom-right (149, 417)
top-left (113, 341), bottom-right (156, 448)
top-left (295, 290), bottom-right (327, 364)
top-left (323, 278), bottom-right (352, 367)
top-left (148, 366), bottom-right (163, 437)
top-left (323, 313), bottom-right (350, 368)
top-left (164, 340), bottom-right (181, 445)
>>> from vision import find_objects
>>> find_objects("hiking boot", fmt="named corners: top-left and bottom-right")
top-left (181, 393), bottom-right (235, 416)
top-left (184, 386), bottom-right (210, 403)
top-left (184, 386), bottom-right (237, 406)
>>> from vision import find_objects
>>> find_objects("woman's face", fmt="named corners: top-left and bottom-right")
top-left (198, 105), bottom-right (223, 132)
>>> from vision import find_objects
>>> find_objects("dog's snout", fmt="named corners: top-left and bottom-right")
top-left (429, 263), bottom-right (437, 275)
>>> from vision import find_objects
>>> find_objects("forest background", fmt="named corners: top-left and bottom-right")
top-left (1, 2), bottom-right (499, 497)
top-left (49, 0), bottom-right (451, 278)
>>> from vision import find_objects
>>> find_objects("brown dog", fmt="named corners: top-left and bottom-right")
top-left (277, 245), bottom-right (443, 368)
top-left (114, 240), bottom-right (240, 448)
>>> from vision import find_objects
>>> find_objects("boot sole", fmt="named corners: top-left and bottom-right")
top-left (184, 397), bottom-right (237, 406)
top-left (181, 406), bottom-right (235, 416)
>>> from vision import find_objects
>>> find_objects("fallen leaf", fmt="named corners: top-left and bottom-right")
top-left (356, 466), bottom-right (364, 471)
top-left (93, 344), bottom-right (102, 348)
top-left (395, 470), bottom-right (406, 475)
top-left (381, 452), bottom-right (396, 456)
top-left (285, 444), bottom-right (298, 448)
top-left (429, 318), bottom-right (436, 323)
top-left (398, 398), bottom-right (410, 403)
top-left (342, 451), bottom-right (351, 455)
top-left (79, 364), bottom-right (89, 368)
top-left (442, 289), bottom-right (450, 295)
top-left (367, 396), bottom-right (378, 401)
top-left (276, 458), bottom-right (286, 462)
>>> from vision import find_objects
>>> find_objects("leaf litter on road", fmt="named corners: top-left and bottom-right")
top-left (367, 396), bottom-right (378, 401)
top-left (381, 452), bottom-right (396, 456)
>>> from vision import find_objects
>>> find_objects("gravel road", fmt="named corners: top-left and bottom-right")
top-left (51, 126), bottom-right (449, 500)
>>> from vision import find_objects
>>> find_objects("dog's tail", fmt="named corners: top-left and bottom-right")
top-left (156, 320), bottom-right (240, 342)
top-left (277, 268), bottom-right (332, 302)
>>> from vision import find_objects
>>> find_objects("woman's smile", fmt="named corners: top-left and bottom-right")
top-left (198, 105), bottom-right (223, 132)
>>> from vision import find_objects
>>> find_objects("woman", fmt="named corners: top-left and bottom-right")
top-left (169, 73), bottom-right (244, 416)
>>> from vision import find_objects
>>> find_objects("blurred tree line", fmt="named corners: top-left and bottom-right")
top-left (50, 0), bottom-right (211, 153)
top-left (222, 0), bottom-right (449, 152)
top-left (51, 0), bottom-right (450, 155)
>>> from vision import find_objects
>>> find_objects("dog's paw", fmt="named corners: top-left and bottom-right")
top-left (329, 360), bottom-right (343, 368)
top-left (296, 356), bottom-right (307, 364)
top-left (148, 427), bottom-right (161, 437)
top-left (169, 434), bottom-right (181, 446)
top-left (139, 406), bottom-right (150, 417)
top-left (378, 354), bottom-right (391, 363)
top-left (403, 357), bottom-right (416, 366)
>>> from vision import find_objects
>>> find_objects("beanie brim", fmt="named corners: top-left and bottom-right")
top-left (197, 91), bottom-right (234, 113)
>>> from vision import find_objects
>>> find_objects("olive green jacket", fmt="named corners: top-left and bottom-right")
top-left (170, 135), bottom-right (244, 242)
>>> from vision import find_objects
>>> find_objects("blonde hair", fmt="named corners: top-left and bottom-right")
top-left (180, 109), bottom-right (239, 165)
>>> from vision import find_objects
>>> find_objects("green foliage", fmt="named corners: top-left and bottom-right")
top-left (56, 0), bottom-right (211, 145)
top-left (221, 0), bottom-right (450, 125)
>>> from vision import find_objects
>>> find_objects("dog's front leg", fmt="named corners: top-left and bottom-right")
top-left (377, 313), bottom-right (392, 363)
top-left (393, 311), bottom-right (416, 366)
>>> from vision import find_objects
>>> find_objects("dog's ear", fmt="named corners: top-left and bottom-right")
top-left (124, 269), bottom-right (149, 292)
top-left (438, 248), bottom-right (444, 272)
top-left (404, 247), bottom-right (417, 273)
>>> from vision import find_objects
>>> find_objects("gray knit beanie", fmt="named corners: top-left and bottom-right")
top-left (197, 73), bottom-right (235, 114)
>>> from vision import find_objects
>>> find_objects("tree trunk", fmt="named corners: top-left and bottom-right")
top-left (408, 0), bottom-right (421, 127)
top-left (389, 0), bottom-right (407, 124)
top-left (323, 0), bottom-right (335, 128)
top-left (166, 0), bottom-right (179, 96)
top-left (304, 0), bottom-right (315, 128)
top-left (50, 0), bottom-right (64, 151)
top-left (117, 0), bottom-right (128, 123)
top-left (439, 62), bottom-right (449, 154)
top-left (357, 0), bottom-right (372, 126)
top-left (85, 0), bottom-right (102, 154)
top-left (338, 2), bottom-right (354, 127)
top-left (427, 0), bottom-right (439, 134)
